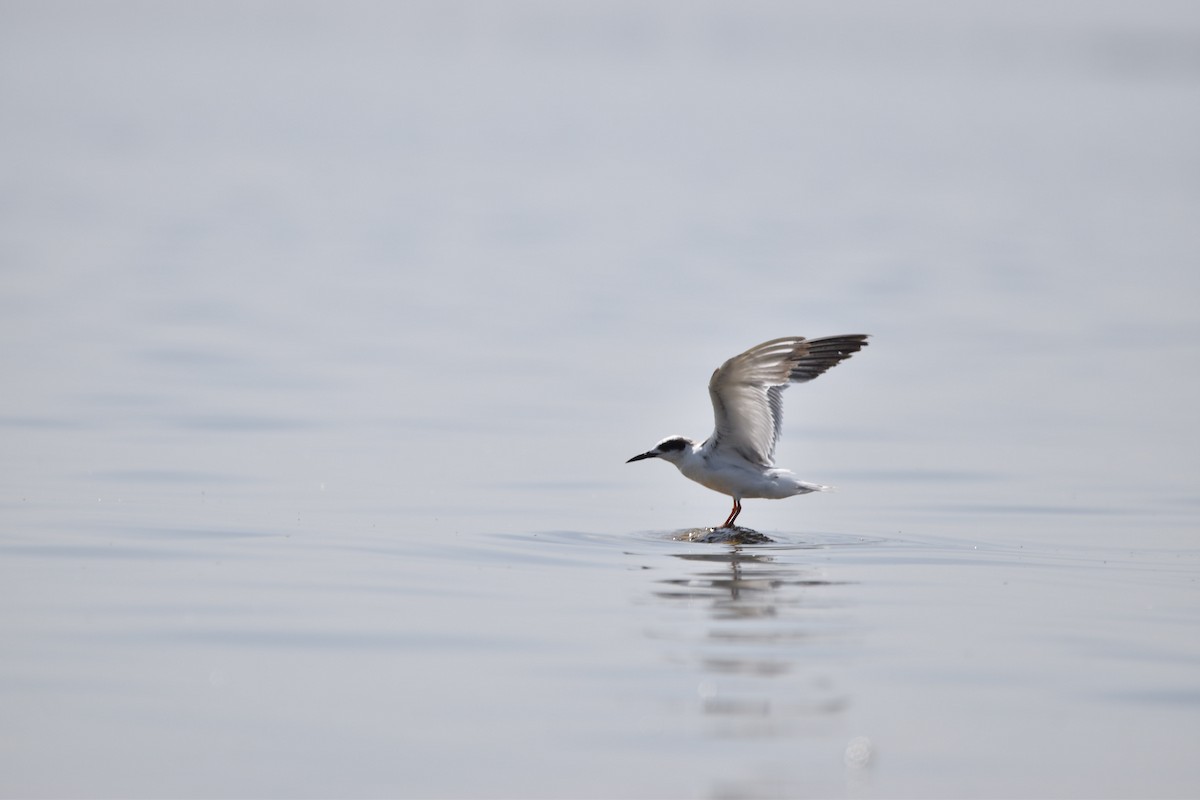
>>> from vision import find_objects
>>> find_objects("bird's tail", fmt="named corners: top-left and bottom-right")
top-left (795, 480), bottom-right (831, 495)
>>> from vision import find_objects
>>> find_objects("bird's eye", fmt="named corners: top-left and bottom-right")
top-left (659, 438), bottom-right (688, 452)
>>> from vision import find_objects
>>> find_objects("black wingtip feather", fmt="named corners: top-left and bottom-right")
top-left (787, 334), bottom-right (869, 383)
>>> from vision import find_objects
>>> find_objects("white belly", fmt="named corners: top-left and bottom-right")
top-left (678, 459), bottom-right (813, 500)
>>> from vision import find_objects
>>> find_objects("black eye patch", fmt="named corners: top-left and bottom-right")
top-left (658, 438), bottom-right (688, 452)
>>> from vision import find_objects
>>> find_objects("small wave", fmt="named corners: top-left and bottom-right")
top-left (636, 528), bottom-right (885, 549)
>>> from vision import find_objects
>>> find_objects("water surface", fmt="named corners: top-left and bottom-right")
top-left (2, 2), bottom-right (1199, 797)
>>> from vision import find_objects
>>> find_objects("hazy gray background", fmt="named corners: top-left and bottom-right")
top-left (2, 2), bottom-right (1198, 797)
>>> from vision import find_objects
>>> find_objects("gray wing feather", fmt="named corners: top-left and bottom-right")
top-left (707, 334), bottom-right (868, 466)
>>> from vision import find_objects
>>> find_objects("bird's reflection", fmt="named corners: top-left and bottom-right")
top-left (648, 534), bottom-right (852, 738)
top-left (656, 539), bottom-right (843, 620)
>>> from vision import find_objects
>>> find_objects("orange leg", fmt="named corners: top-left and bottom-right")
top-left (720, 498), bottom-right (742, 529)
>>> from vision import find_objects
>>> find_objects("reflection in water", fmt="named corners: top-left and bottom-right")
top-left (645, 534), bottom-right (867, 797)
top-left (659, 547), bottom-right (845, 620)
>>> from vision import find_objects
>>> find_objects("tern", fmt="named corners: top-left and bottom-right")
top-left (627, 335), bottom-right (869, 529)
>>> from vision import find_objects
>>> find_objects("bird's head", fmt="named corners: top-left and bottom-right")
top-left (626, 435), bottom-right (694, 465)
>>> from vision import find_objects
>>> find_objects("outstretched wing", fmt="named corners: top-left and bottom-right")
top-left (707, 334), bottom-right (869, 466)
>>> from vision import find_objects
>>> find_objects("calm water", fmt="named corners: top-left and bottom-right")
top-left (3, 3), bottom-right (1199, 797)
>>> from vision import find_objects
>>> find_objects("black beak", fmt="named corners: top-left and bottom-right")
top-left (626, 451), bottom-right (657, 463)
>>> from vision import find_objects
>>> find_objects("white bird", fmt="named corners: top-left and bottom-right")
top-left (627, 335), bottom-right (869, 529)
